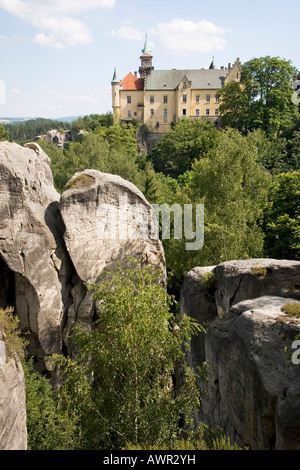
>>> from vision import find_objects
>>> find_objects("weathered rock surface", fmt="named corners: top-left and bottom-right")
top-left (215, 259), bottom-right (300, 315)
top-left (0, 332), bottom-right (27, 450)
top-left (38, 129), bottom-right (88, 149)
top-left (180, 266), bottom-right (217, 367)
top-left (0, 142), bottom-right (166, 363)
top-left (60, 169), bottom-right (166, 344)
top-left (180, 259), bottom-right (300, 450)
top-left (0, 141), bottom-right (72, 369)
top-left (203, 296), bottom-right (300, 450)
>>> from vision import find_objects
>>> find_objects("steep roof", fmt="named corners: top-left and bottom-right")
top-left (145, 69), bottom-right (227, 90)
top-left (120, 73), bottom-right (145, 91)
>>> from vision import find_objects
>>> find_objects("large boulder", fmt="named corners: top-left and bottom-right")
top-left (60, 169), bottom-right (166, 346)
top-left (0, 141), bottom-right (72, 370)
top-left (214, 259), bottom-right (300, 315)
top-left (203, 296), bottom-right (300, 450)
top-left (180, 266), bottom-right (217, 367)
top-left (0, 330), bottom-right (27, 450)
top-left (41, 129), bottom-right (88, 149)
top-left (180, 258), bottom-right (300, 450)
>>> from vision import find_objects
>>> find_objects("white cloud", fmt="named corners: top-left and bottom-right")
top-left (0, 0), bottom-right (115, 49)
top-left (11, 88), bottom-right (21, 94)
top-left (0, 34), bottom-right (12, 44)
top-left (110, 26), bottom-right (144, 41)
top-left (151, 18), bottom-right (230, 56)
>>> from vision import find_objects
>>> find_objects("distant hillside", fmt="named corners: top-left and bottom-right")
top-left (3, 117), bottom-right (70, 143)
top-left (0, 115), bottom-right (83, 125)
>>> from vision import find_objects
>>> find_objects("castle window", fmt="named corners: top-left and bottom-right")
top-left (183, 94), bottom-right (187, 103)
top-left (150, 95), bottom-right (154, 103)
top-left (206, 109), bottom-right (210, 116)
top-left (164, 109), bottom-right (168, 116)
top-left (206, 95), bottom-right (211, 103)
top-left (182, 109), bottom-right (187, 116)
top-left (164, 95), bottom-right (168, 104)
top-left (215, 96), bottom-right (220, 103)
top-left (150, 109), bottom-right (154, 118)
top-left (128, 110), bottom-right (132, 118)
top-left (196, 95), bottom-right (200, 103)
top-left (215, 109), bottom-right (219, 116)
top-left (127, 96), bottom-right (131, 104)
top-left (196, 109), bottom-right (200, 116)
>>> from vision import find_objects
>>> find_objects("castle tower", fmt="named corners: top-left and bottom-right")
top-left (111, 66), bottom-right (120, 124)
top-left (139, 35), bottom-right (154, 79)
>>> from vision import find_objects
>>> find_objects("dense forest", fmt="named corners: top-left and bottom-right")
top-left (1, 55), bottom-right (299, 450)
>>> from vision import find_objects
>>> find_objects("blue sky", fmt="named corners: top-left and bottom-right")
top-left (0, 0), bottom-right (299, 119)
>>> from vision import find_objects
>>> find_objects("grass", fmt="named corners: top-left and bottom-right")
top-left (281, 302), bottom-right (300, 318)
top-left (251, 267), bottom-right (268, 278)
top-left (65, 174), bottom-right (95, 191)
top-left (0, 307), bottom-right (27, 359)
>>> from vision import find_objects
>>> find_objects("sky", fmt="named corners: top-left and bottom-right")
top-left (0, 0), bottom-right (299, 119)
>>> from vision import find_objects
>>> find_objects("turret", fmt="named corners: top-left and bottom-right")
top-left (111, 67), bottom-right (120, 124)
top-left (139, 35), bottom-right (154, 79)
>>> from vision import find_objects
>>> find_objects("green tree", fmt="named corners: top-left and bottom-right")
top-left (24, 360), bottom-right (79, 450)
top-left (53, 262), bottom-right (205, 450)
top-left (150, 119), bottom-right (220, 178)
top-left (71, 113), bottom-right (113, 132)
top-left (163, 129), bottom-right (272, 293)
top-left (218, 56), bottom-right (299, 136)
top-left (4, 118), bottom-right (68, 143)
top-left (38, 133), bottom-right (142, 193)
top-left (94, 123), bottom-right (138, 159)
top-left (0, 123), bottom-right (9, 141)
top-left (263, 170), bottom-right (300, 259)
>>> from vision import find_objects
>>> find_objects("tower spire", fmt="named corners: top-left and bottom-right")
top-left (111, 66), bottom-right (119, 84)
top-left (142, 34), bottom-right (151, 54)
top-left (209, 56), bottom-right (216, 70)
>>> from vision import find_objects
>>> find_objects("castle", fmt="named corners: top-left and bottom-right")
top-left (111, 35), bottom-right (242, 133)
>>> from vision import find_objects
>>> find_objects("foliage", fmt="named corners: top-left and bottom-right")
top-left (263, 170), bottom-right (300, 260)
top-left (52, 262), bottom-right (206, 450)
top-left (163, 128), bottom-right (272, 293)
top-left (4, 118), bottom-right (69, 143)
top-left (281, 302), bottom-right (300, 318)
top-left (0, 123), bottom-right (9, 141)
top-left (71, 113), bottom-right (114, 132)
top-left (251, 267), bottom-right (268, 278)
top-left (94, 123), bottom-right (138, 159)
top-left (150, 119), bottom-right (220, 178)
top-left (217, 56), bottom-right (300, 136)
top-left (0, 307), bottom-right (27, 359)
top-left (123, 425), bottom-right (244, 450)
top-left (24, 359), bottom-right (79, 450)
top-left (38, 132), bottom-right (143, 193)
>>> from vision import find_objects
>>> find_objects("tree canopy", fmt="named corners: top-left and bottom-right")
top-left (150, 119), bottom-right (220, 178)
top-left (217, 56), bottom-right (300, 136)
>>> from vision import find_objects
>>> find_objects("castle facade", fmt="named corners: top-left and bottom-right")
top-left (112, 36), bottom-right (242, 133)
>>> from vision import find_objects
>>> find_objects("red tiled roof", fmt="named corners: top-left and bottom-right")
top-left (120, 72), bottom-right (144, 91)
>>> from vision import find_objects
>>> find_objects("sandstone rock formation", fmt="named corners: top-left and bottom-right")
top-left (37, 129), bottom-right (88, 149)
top-left (179, 266), bottom-right (217, 367)
top-left (0, 331), bottom-right (27, 450)
top-left (180, 258), bottom-right (300, 450)
top-left (214, 259), bottom-right (300, 315)
top-left (60, 169), bottom-right (166, 349)
top-left (204, 296), bottom-right (300, 450)
top-left (0, 141), bottom-right (166, 368)
top-left (0, 141), bottom-right (72, 370)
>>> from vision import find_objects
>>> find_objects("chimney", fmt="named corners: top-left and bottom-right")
top-left (134, 71), bottom-right (137, 78)
top-left (221, 66), bottom-right (224, 70)
top-left (228, 63), bottom-right (231, 70)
